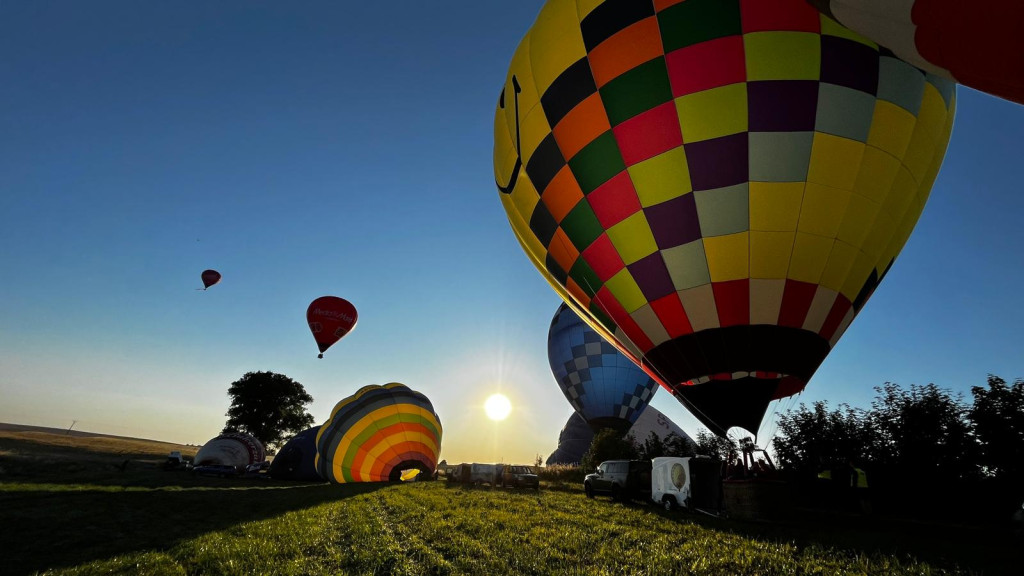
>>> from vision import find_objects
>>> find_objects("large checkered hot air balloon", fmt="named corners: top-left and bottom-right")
top-left (807, 0), bottom-right (1024, 105)
top-left (315, 383), bottom-right (442, 483)
top-left (548, 302), bottom-right (658, 432)
top-left (494, 0), bottom-right (955, 436)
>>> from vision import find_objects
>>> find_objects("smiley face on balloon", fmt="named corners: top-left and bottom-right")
top-left (495, 0), bottom-right (956, 435)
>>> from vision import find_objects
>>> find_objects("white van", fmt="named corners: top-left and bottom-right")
top-left (651, 456), bottom-right (722, 511)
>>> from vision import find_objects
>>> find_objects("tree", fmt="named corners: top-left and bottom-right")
top-left (772, 401), bottom-right (875, 475)
top-left (581, 427), bottom-right (639, 472)
top-left (694, 430), bottom-right (736, 461)
top-left (868, 382), bottom-right (977, 481)
top-left (664, 432), bottom-right (697, 458)
top-left (224, 371), bottom-right (315, 452)
top-left (969, 375), bottom-right (1024, 482)
top-left (634, 431), bottom-right (666, 461)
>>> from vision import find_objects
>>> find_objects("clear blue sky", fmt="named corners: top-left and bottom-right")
top-left (1, 1), bottom-right (1022, 464)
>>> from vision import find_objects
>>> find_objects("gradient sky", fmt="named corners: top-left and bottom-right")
top-left (1, 2), bottom-right (1022, 465)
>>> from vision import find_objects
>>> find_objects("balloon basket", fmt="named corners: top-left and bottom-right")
top-left (722, 479), bottom-right (792, 521)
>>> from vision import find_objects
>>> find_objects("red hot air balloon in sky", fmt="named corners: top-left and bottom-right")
top-left (306, 296), bottom-right (358, 358)
top-left (200, 269), bottom-right (221, 290)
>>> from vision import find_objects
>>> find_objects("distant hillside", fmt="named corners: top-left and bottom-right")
top-left (0, 422), bottom-right (194, 446)
top-left (0, 422), bottom-right (200, 462)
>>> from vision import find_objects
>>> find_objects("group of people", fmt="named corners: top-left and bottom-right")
top-left (723, 456), bottom-right (777, 480)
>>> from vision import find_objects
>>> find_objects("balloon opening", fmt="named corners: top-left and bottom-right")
top-left (389, 461), bottom-right (431, 482)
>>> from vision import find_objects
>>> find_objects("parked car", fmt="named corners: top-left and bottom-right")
top-left (193, 464), bottom-right (241, 478)
top-left (500, 465), bottom-right (539, 490)
top-left (584, 460), bottom-right (651, 501)
top-left (163, 451), bottom-right (188, 470)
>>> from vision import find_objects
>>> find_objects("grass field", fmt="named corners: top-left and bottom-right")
top-left (0, 427), bottom-right (1016, 575)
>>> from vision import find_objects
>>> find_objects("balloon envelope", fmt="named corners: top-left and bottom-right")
top-left (200, 269), bottom-right (221, 289)
top-left (495, 0), bottom-right (955, 436)
top-left (306, 296), bottom-right (358, 356)
top-left (194, 432), bottom-right (265, 470)
top-left (548, 302), bottom-right (658, 432)
top-left (315, 383), bottom-right (442, 483)
top-left (808, 0), bottom-right (1024, 105)
top-left (546, 406), bottom-right (693, 466)
top-left (267, 426), bottom-right (323, 481)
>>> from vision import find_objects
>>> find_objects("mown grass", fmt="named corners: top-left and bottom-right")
top-left (1, 429), bottom-right (1016, 575)
top-left (4, 480), bottom-right (1013, 576)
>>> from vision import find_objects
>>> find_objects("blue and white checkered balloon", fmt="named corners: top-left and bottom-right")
top-left (548, 303), bottom-right (658, 431)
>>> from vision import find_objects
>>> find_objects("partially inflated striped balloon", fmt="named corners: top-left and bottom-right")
top-left (315, 383), bottom-right (442, 483)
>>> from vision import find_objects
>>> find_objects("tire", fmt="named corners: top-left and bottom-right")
top-left (585, 483), bottom-right (594, 499)
top-left (662, 496), bottom-right (675, 511)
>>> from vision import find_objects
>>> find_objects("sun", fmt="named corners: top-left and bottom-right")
top-left (484, 393), bottom-right (512, 421)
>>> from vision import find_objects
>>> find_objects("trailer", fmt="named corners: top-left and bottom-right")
top-left (651, 456), bottom-right (722, 512)
top-left (446, 463), bottom-right (500, 486)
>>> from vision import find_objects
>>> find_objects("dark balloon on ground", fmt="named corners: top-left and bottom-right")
top-left (267, 426), bottom-right (323, 481)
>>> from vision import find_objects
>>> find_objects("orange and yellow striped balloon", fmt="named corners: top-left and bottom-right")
top-left (315, 383), bottom-right (442, 483)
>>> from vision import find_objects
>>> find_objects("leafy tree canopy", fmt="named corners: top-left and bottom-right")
top-left (223, 371), bottom-right (315, 452)
top-left (772, 401), bottom-right (872, 473)
top-left (695, 430), bottom-right (736, 461)
top-left (969, 375), bottom-right (1024, 481)
top-left (868, 382), bottom-right (975, 479)
top-left (631, 431), bottom-right (697, 461)
top-left (581, 427), bottom-right (639, 471)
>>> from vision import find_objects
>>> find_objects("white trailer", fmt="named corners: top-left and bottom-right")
top-left (453, 463), bottom-right (499, 486)
top-left (651, 456), bottom-right (722, 511)
top-left (472, 463), bottom-right (501, 485)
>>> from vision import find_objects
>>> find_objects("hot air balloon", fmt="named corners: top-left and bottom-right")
top-left (306, 296), bottom-right (358, 359)
top-left (194, 432), bottom-right (265, 472)
top-left (267, 426), bottom-right (323, 481)
top-left (200, 269), bottom-right (221, 290)
top-left (315, 383), bottom-right (442, 483)
top-left (495, 0), bottom-right (955, 436)
top-left (808, 0), bottom-right (1024, 105)
top-left (546, 407), bottom-right (694, 466)
top-left (548, 302), bottom-right (658, 432)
